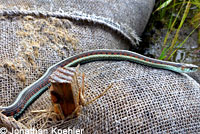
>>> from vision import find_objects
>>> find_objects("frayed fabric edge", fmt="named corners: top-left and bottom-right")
top-left (0, 7), bottom-right (140, 46)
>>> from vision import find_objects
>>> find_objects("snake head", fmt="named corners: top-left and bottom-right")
top-left (181, 63), bottom-right (199, 73)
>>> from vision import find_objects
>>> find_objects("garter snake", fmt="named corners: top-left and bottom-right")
top-left (0, 49), bottom-right (198, 119)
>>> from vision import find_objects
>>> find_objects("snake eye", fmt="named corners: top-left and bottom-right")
top-left (189, 67), bottom-right (198, 72)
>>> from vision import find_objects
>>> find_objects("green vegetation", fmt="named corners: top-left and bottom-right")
top-left (153, 0), bottom-right (200, 60)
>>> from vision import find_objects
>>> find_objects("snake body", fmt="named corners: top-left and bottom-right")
top-left (0, 49), bottom-right (198, 119)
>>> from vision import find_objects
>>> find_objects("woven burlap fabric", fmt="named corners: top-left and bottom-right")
top-left (0, 0), bottom-right (155, 37)
top-left (0, 0), bottom-right (200, 133)
top-left (18, 61), bottom-right (200, 133)
top-left (0, 15), bottom-right (132, 107)
top-left (0, 0), bottom-right (156, 107)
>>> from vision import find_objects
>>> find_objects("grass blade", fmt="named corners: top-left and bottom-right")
top-left (166, 0), bottom-right (191, 60)
top-left (154, 0), bottom-right (173, 13)
top-left (168, 23), bottom-right (200, 60)
top-left (159, 0), bottom-right (185, 59)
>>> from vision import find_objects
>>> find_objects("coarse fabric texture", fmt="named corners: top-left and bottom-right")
top-left (18, 61), bottom-right (200, 133)
top-left (0, 112), bottom-right (27, 131)
top-left (0, 0), bottom-right (154, 108)
top-left (0, 15), bottom-right (131, 107)
top-left (0, 0), bottom-right (154, 37)
top-left (0, 0), bottom-right (200, 133)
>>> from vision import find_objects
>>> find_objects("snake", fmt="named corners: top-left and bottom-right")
top-left (0, 49), bottom-right (198, 119)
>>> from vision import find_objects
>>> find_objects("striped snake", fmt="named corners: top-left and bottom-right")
top-left (0, 49), bottom-right (198, 119)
